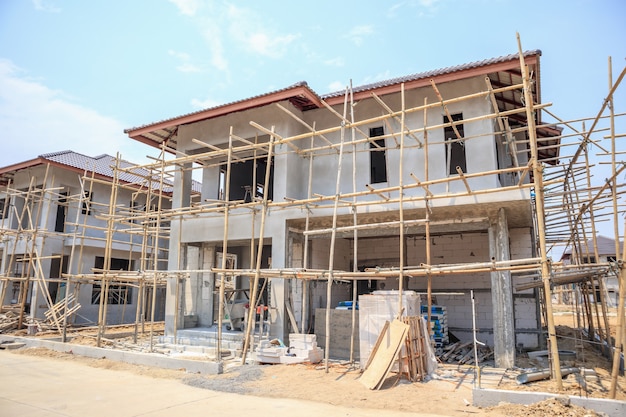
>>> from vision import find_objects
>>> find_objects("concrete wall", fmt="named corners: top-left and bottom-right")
top-left (165, 75), bottom-right (536, 342)
top-left (310, 229), bottom-right (539, 349)
top-left (314, 308), bottom-right (359, 360)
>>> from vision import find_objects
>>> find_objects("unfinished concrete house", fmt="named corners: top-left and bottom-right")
top-left (0, 151), bottom-right (170, 332)
top-left (561, 236), bottom-right (624, 307)
top-left (122, 48), bottom-right (571, 368)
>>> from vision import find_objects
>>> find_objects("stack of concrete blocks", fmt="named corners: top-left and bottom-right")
top-left (254, 333), bottom-right (323, 364)
top-left (285, 333), bottom-right (323, 364)
top-left (422, 304), bottom-right (449, 353)
top-left (358, 290), bottom-right (420, 369)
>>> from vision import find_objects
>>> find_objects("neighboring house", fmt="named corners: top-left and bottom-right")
top-left (125, 50), bottom-right (560, 367)
top-left (561, 235), bottom-right (623, 306)
top-left (0, 151), bottom-right (173, 326)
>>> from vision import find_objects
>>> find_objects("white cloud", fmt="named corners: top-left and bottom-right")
top-left (168, 50), bottom-right (202, 73)
top-left (387, 2), bottom-right (407, 18)
top-left (168, 0), bottom-right (201, 16)
top-left (167, 3), bottom-right (300, 75)
top-left (190, 97), bottom-right (221, 110)
top-left (226, 5), bottom-right (299, 58)
top-left (327, 81), bottom-right (346, 93)
top-left (32, 0), bottom-right (61, 13)
top-left (387, 0), bottom-right (440, 18)
top-left (324, 57), bottom-right (345, 67)
top-left (201, 25), bottom-right (229, 71)
top-left (360, 70), bottom-right (392, 86)
top-left (344, 25), bottom-right (374, 46)
top-left (0, 59), bottom-right (150, 167)
top-left (418, 0), bottom-right (440, 7)
top-left (177, 62), bottom-right (202, 73)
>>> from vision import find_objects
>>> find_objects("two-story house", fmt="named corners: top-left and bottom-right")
top-left (125, 50), bottom-right (559, 366)
top-left (0, 151), bottom-right (170, 329)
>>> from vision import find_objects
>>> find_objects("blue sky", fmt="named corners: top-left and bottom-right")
top-left (0, 0), bottom-right (624, 168)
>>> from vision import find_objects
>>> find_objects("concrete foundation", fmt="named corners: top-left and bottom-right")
top-left (0, 335), bottom-right (223, 375)
top-left (473, 388), bottom-right (626, 417)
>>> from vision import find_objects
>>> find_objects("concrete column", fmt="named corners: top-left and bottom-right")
top-left (201, 166), bottom-right (221, 201)
top-left (200, 245), bottom-right (215, 326)
top-left (165, 161), bottom-right (192, 335)
top-left (269, 230), bottom-right (287, 340)
top-left (488, 207), bottom-right (515, 368)
top-left (0, 242), bottom-right (7, 304)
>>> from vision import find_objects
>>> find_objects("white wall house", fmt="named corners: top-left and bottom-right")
top-left (0, 151), bottom-right (170, 327)
top-left (561, 235), bottom-right (624, 306)
top-left (125, 51), bottom-right (560, 367)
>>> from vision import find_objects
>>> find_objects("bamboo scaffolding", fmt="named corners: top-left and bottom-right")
top-left (324, 89), bottom-right (349, 373)
top-left (1, 37), bottom-right (624, 385)
top-left (217, 132), bottom-right (234, 361)
top-left (397, 83), bottom-right (407, 319)
top-left (241, 127), bottom-right (276, 364)
top-left (349, 81), bottom-right (359, 364)
top-left (517, 33), bottom-right (562, 389)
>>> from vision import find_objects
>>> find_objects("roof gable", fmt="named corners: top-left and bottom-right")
top-left (125, 50), bottom-right (542, 151)
top-left (0, 150), bottom-right (201, 193)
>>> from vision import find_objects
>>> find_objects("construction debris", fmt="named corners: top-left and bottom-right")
top-left (439, 341), bottom-right (494, 365)
top-left (0, 312), bottom-right (18, 333)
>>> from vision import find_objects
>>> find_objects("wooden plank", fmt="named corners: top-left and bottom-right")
top-left (364, 320), bottom-right (389, 371)
top-left (360, 319), bottom-right (409, 390)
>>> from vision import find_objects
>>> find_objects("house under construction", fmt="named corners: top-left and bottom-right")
top-left (1, 38), bottom-right (625, 392)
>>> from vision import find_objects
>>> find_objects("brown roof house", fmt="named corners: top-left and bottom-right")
top-left (0, 151), bottom-right (172, 328)
top-left (125, 50), bottom-right (560, 368)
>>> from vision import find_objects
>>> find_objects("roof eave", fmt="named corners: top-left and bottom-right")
top-left (125, 84), bottom-right (322, 140)
top-left (324, 53), bottom-right (540, 106)
top-left (0, 157), bottom-right (47, 175)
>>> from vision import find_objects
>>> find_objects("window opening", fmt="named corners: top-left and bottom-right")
top-left (54, 192), bottom-right (68, 232)
top-left (369, 126), bottom-right (388, 184)
top-left (444, 114), bottom-right (466, 175)
top-left (82, 191), bottom-right (92, 215)
top-left (91, 256), bottom-right (134, 305)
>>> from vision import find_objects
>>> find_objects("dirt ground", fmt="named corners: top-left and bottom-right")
top-left (3, 307), bottom-right (625, 417)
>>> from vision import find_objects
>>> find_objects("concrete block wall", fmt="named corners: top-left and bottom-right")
top-left (305, 239), bottom-right (352, 324)
top-left (291, 227), bottom-right (538, 348)
top-left (509, 227), bottom-right (533, 260)
top-left (314, 308), bottom-right (359, 360)
top-left (509, 227), bottom-right (540, 348)
top-left (355, 237), bottom-right (401, 265)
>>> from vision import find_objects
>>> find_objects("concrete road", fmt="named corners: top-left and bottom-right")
top-left (0, 350), bottom-right (440, 417)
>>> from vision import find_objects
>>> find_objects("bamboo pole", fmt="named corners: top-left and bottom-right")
top-left (149, 150), bottom-right (167, 351)
top-left (275, 103), bottom-right (336, 150)
top-left (371, 91), bottom-right (422, 147)
top-left (97, 156), bottom-right (121, 347)
top-left (249, 133), bottom-right (258, 335)
top-left (217, 131), bottom-right (234, 361)
top-left (397, 83), bottom-right (406, 318)
top-left (517, 33), bottom-right (562, 389)
top-left (61, 174), bottom-right (90, 342)
top-left (241, 128), bottom-right (275, 364)
top-left (17, 176), bottom-right (37, 329)
top-left (583, 135), bottom-right (612, 352)
top-left (349, 81), bottom-right (358, 364)
top-left (324, 88), bottom-right (349, 373)
top-left (424, 96), bottom-right (433, 340)
top-left (301, 134), bottom-right (315, 333)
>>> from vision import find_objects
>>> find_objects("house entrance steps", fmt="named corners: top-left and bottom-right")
top-left (157, 326), bottom-right (248, 358)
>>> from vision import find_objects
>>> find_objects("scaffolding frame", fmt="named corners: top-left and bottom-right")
top-left (1, 37), bottom-right (625, 395)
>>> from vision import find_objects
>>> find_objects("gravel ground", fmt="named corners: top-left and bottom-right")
top-left (183, 364), bottom-right (266, 394)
